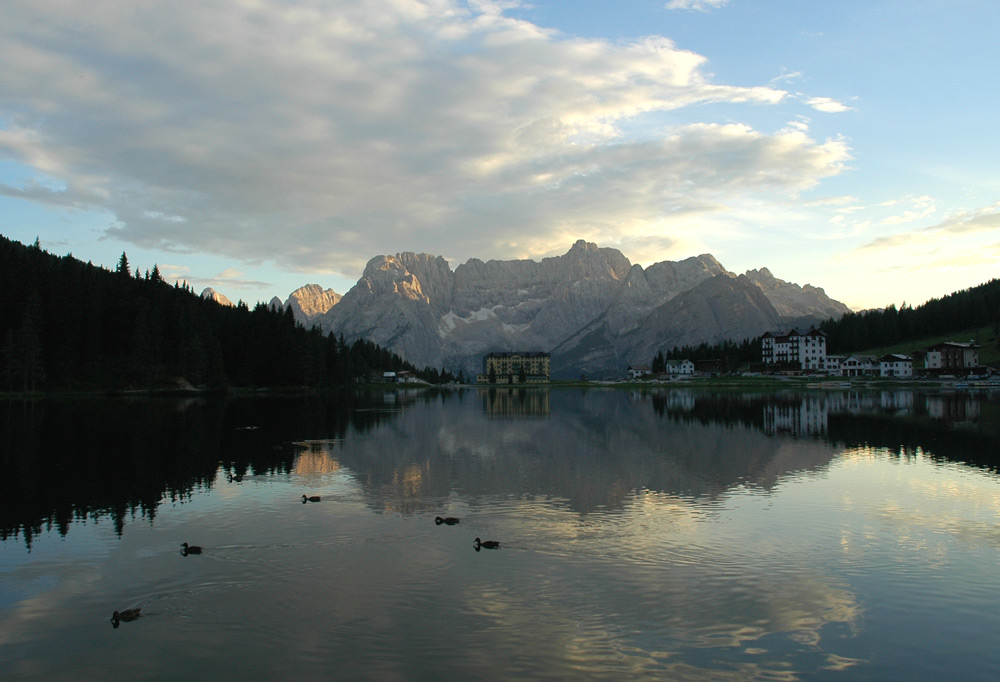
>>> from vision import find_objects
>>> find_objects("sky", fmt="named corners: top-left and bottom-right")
top-left (1, 0), bottom-right (998, 311)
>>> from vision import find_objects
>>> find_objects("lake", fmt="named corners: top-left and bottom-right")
top-left (2, 386), bottom-right (1000, 681)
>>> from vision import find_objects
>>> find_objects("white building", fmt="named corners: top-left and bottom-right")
top-left (627, 365), bottom-right (652, 379)
top-left (665, 359), bottom-right (695, 376)
top-left (841, 354), bottom-right (878, 377)
top-left (825, 354), bottom-right (847, 375)
top-left (761, 328), bottom-right (828, 372)
top-left (879, 354), bottom-right (913, 378)
top-left (921, 341), bottom-right (979, 375)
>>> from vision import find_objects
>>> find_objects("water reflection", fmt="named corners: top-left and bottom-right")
top-left (481, 386), bottom-right (551, 416)
top-left (3, 388), bottom-right (1000, 680)
top-left (0, 391), bottom-right (403, 549)
top-left (2, 388), bottom-right (999, 550)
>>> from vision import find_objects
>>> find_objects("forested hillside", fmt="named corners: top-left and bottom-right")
top-left (0, 235), bottom-right (452, 392)
top-left (656, 278), bottom-right (1000, 370)
top-left (818, 279), bottom-right (1000, 353)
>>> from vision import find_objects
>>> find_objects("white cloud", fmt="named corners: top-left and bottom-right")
top-left (665, 0), bottom-right (732, 11)
top-left (770, 70), bottom-right (803, 86)
top-left (0, 0), bottom-right (848, 280)
top-left (806, 97), bottom-right (854, 113)
top-left (853, 201), bottom-right (1000, 255)
top-left (880, 195), bottom-right (936, 225)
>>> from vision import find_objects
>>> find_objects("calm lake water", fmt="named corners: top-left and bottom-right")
top-left (2, 387), bottom-right (1000, 681)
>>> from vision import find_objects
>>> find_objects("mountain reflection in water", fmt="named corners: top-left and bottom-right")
top-left (2, 387), bottom-right (997, 548)
top-left (2, 387), bottom-right (1000, 681)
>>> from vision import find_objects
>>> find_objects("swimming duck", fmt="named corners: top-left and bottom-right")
top-left (111, 608), bottom-right (141, 628)
top-left (181, 542), bottom-right (202, 555)
top-left (474, 538), bottom-right (500, 550)
top-left (435, 516), bottom-right (460, 525)
top-left (301, 495), bottom-right (321, 503)
top-left (227, 473), bottom-right (244, 483)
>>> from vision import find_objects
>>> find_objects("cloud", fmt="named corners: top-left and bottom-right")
top-left (160, 263), bottom-right (272, 295)
top-left (843, 201), bottom-right (1000, 294)
top-left (855, 200), bottom-right (998, 252)
top-left (665, 0), bottom-right (732, 11)
top-left (806, 97), bottom-right (854, 113)
top-left (770, 70), bottom-right (803, 86)
top-left (934, 205), bottom-right (1000, 235)
top-left (880, 195), bottom-right (935, 225)
top-left (0, 0), bottom-right (848, 279)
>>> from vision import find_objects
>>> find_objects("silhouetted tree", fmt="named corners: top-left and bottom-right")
top-left (116, 252), bottom-right (131, 277)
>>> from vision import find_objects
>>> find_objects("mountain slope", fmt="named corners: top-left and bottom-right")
top-left (316, 241), bottom-right (847, 379)
top-left (744, 268), bottom-right (850, 319)
top-left (551, 273), bottom-right (782, 379)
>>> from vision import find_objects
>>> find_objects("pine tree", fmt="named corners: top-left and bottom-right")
top-left (652, 350), bottom-right (666, 374)
top-left (116, 252), bottom-right (131, 277)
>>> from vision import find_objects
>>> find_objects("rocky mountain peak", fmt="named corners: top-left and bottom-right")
top-left (284, 284), bottom-right (341, 325)
top-left (314, 241), bottom-right (850, 380)
top-left (747, 266), bottom-right (774, 281)
top-left (743, 268), bottom-right (849, 319)
top-left (556, 240), bottom-right (632, 281)
top-left (200, 288), bottom-right (234, 307)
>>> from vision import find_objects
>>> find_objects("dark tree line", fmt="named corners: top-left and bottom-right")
top-left (0, 235), bottom-right (454, 392)
top-left (0, 393), bottom-right (412, 548)
top-left (652, 337), bottom-right (762, 374)
top-left (818, 279), bottom-right (1000, 353)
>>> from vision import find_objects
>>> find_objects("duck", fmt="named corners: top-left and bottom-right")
top-left (474, 538), bottom-right (500, 550)
top-left (301, 495), bottom-right (321, 503)
top-left (181, 542), bottom-right (202, 555)
top-left (227, 472), bottom-right (244, 483)
top-left (435, 516), bottom-right (460, 525)
top-left (111, 608), bottom-right (141, 628)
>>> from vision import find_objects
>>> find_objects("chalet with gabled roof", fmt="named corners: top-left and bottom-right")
top-left (879, 354), bottom-right (913, 378)
top-left (761, 328), bottom-right (827, 372)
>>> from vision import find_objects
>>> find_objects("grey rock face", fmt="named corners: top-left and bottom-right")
top-left (315, 241), bottom-right (848, 379)
top-left (744, 268), bottom-right (850, 319)
top-left (550, 273), bottom-right (782, 379)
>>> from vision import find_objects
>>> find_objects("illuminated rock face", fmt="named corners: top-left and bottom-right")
top-left (283, 284), bottom-right (342, 326)
top-left (200, 287), bottom-right (234, 307)
top-left (312, 240), bottom-right (848, 380)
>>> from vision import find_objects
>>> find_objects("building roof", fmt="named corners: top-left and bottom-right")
top-left (925, 341), bottom-right (979, 350)
top-left (484, 351), bottom-right (550, 358)
top-left (762, 327), bottom-right (827, 340)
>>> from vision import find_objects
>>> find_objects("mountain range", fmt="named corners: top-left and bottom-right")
top-left (267, 240), bottom-right (849, 380)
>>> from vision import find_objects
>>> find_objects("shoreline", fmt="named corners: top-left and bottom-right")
top-left (3, 375), bottom-right (998, 400)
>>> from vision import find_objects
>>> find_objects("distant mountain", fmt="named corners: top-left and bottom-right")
top-left (744, 268), bottom-right (850, 320)
top-left (283, 284), bottom-right (342, 326)
top-left (552, 273), bottom-right (783, 379)
top-left (313, 240), bottom-right (851, 379)
top-left (200, 287), bottom-right (234, 307)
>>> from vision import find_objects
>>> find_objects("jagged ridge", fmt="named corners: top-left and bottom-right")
top-left (303, 240), bottom-right (849, 379)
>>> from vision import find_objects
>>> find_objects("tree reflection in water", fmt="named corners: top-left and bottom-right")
top-left (1, 387), bottom-right (998, 550)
